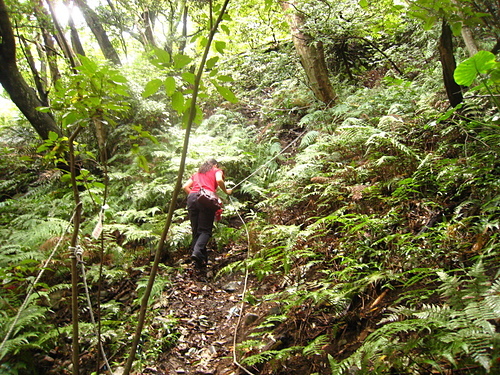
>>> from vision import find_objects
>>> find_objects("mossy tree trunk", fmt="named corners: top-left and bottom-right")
top-left (74, 0), bottom-right (121, 65)
top-left (281, 0), bottom-right (337, 106)
top-left (0, 0), bottom-right (61, 139)
top-left (438, 19), bottom-right (463, 108)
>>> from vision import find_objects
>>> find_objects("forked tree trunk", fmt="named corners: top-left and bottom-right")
top-left (0, 0), bottom-right (61, 139)
top-left (34, 0), bottom-right (61, 85)
top-left (74, 0), bottom-right (121, 65)
top-left (461, 26), bottom-right (479, 56)
top-left (45, 0), bottom-right (79, 68)
top-left (438, 19), bottom-right (463, 108)
top-left (141, 10), bottom-right (157, 48)
top-left (64, 0), bottom-right (87, 57)
top-left (281, 0), bottom-right (336, 106)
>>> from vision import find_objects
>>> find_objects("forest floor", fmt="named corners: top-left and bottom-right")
top-left (103, 242), bottom-right (281, 375)
top-left (41, 237), bottom-right (395, 375)
top-left (133, 243), bottom-right (280, 375)
top-left (41, 222), bottom-right (395, 375)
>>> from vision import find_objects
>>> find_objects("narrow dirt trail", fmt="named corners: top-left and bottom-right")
top-left (155, 247), bottom-right (257, 375)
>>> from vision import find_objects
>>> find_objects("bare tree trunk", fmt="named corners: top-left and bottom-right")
top-left (438, 19), bottom-right (463, 107)
top-left (20, 36), bottom-right (49, 106)
top-left (34, 0), bottom-right (61, 85)
top-left (461, 26), bottom-right (479, 56)
top-left (281, 0), bottom-right (336, 106)
top-left (179, 4), bottom-right (188, 54)
top-left (74, 0), bottom-right (121, 65)
top-left (0, 0), bottom-right (61, 139)
top-left (64, 0), bottom-right (86, 56)
top-left (452, 0), bottom-right (480, 56)
top-left (141, 10), bottom-right (157, 48)
top-left (45, 0), bottom-right (79, 68)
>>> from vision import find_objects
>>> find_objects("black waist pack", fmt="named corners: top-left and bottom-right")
top-left (197, 188), bottom-right (221, 211)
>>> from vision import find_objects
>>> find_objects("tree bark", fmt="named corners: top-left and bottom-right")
top-left (452, 0), bottom-right (480, 56)
top-left (64, 0), bottom-right (86, 57)
top-left (438, 19), bottom-right (463, 107)
top-left (20, 36), bottom-right (49, 106)
top-left (45, 0), bottom-right (79, 69)
top-left (34, 0), bottom-right (61, 85)
top-left (281, 0), bottom-right (336, 106)
top-left (461, 26), bottom-right (479, 56)
top-left (74, 0), bottom-right (121, 65)
top-left (141, 10), bottom-right (157, 48)
top-left (0, 0), bottom-right (61, 139)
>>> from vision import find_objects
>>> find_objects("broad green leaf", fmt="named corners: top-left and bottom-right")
top-left (490, 67), bottom-right (500, 84)
top-left (48, 131), bottom-right (59, 141)
top-left (215, 41), bottom-right (226, 54)
top-left (92, 182), bottom-right (106, 189)
top-left (206, 56), bottom-right (219, 70)
top-left (115, 86), bottom-right (129, 96)
top-left (77, 55), bottom-right (98, 75)
top-left (454, 51), bottom-right (496, 86)
top-left (449, 21), bottom-right (462, 36)
top-left (199, 36), bottom-right (208, 48)
top-left (182, 103), bottom-right (203, 127)
top-left (220, 24), bottom-right (230, 35)
top-left (136, 154), bottom-right (149, 172)
top-left (171, 91), bottom-right (185, 113)
top-left (423, 15), bottom-right (437, 30)
top-left (109, 73), bottom-right (128, 84)
top-left (194, 105), bottom-right (203, 125)
top-left (215, 85), bottom-right (238, 103)
top-left (153, 47), bottom-right (170, 64)
top-left (182, 72), bottom-right (196, 85)
top-left (217, 75), bottom-right (234, 82)
top-left (190, 32), bottom-right (201, 43)
top-left (165, 76), bottom-right (176, 96)
top-left (359, 0), bottom-right (368, 9)
top-left (142, 79), bottom-right (163, 98)
top-left (173, 54), bottom-right (193, 69)
top-left (62, 111), bottom-right (82, 127)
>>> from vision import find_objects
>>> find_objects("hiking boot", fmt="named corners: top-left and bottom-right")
top-left (191, 251), bottom-right (205, 269)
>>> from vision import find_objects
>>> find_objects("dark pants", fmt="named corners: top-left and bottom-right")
top-left (187, 192), bottom-right (216, 263)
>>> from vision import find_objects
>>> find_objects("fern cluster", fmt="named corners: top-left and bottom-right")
top-left (330, 261), bottom-right (500, 374)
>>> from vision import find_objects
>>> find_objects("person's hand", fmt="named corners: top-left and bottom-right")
top-left (226, 188), bottom-right (233, 195)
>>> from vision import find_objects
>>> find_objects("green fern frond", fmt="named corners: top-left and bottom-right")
top-left (239, 181), bottom-right (266, 199)
top-left (0, 304), bottom-right (50, 359)
top-left (134, 272), bottom-right (170, 306)
top-left (8, 217), bottom-right (70, 249)
top-left (47, 283), bottom-right (71, 293)
top-left (237, 339), bottom-right (265, 351)
top-left (299, 131), bottom-right (319, 150)
top-left (0, 245), bottom-right (43, 268)
top-left (241, 346), bottom-right (301, 367)
top-left (104, 223), bottom-right (158, 245)
top-left (302, 334), bottom-right (329, 356)
top-left (335, 262), bottom-right (500, 373)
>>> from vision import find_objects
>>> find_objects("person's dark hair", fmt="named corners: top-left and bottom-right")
top-left (198, 158), bottom-right (218, 174)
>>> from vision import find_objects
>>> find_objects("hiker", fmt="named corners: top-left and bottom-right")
top-left (183, 159), bottom-right (232, 269)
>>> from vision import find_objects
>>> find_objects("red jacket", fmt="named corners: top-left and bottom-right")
top-left (190, 167), bottom-right (221, 193)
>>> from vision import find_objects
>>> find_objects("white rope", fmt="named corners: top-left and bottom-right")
top-left (79, 255), bottom-right (113, 374)
top-left (0, 209), bottom-right (78, 357)
top-left (231, 129), bottom-right (308, 190)
top-left (226, 129), bottom-right (308, 374)
top-left (229, 196), bottom-right (257, 375)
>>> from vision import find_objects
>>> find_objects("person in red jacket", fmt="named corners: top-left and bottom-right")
top-left (182, 159), bottom-right (232, 270)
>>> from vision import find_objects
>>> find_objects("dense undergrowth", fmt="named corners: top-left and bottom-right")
top-left (1, 33), bottom-right (500, 375)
